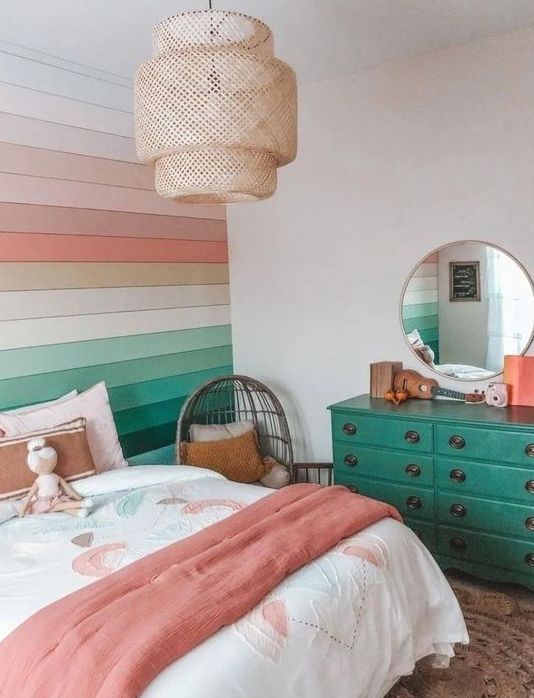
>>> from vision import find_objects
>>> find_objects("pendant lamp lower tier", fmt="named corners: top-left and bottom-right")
top-left (135, 10), bottom-right (297, 204)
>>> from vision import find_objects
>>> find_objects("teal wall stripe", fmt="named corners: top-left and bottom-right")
top-left (421, 327), bottom-right (439, 343)
top-left (0, 324), bottom-right (232, 380)
top-left (0, 346), bottom-right (232, 410)
top-left (120, 420), bottom-right (179, 458)
top-left (401, 302), bottom-right (438, 320)
top-left (128, 444), bottom-right (176, 466)
top-left (115, 397), bottom-right (187, 435)
top-left (109, 364), bottom-right (233, 411)
top-left (402, 314), bottom-right (439, 333)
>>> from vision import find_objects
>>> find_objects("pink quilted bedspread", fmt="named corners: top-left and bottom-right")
top-left (0, 483), bottom-right (401, 698)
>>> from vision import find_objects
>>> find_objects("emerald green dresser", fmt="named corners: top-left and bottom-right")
top-left (328, 395), bottom-right (534, 591)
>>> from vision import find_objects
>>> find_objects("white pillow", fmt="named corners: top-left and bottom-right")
top-left (189, 420), bottom-right (255, 442)
top-left (0, 382), bottom-right (126, 472)
top-left (6, 390), bottom-right (78, 415)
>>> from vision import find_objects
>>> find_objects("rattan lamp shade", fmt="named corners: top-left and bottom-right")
top-left (135, 10), bottom-right (297, 204)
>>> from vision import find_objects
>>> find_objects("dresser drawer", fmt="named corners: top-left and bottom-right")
top-left (405, 517), bottom-right (436, 551)
top-left (437, 457), bottom-right (534, 504)
top-left (436, 423), bottom-right (534, 466)
top-left (438, 492), bottom-right (534, 540)
top-left (438, 525), bottom-right (534, 576)
top-left (333, 443), bottom-right (434, 486)
top-left (332, 412), bottom-right (433, 453)
top-left (338, 475), bottom-right (434, 520)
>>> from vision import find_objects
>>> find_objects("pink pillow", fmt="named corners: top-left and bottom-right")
top-left (0, 382), bottom-right (126, 472)
top-left (0, 390), bottom-right (78, 438)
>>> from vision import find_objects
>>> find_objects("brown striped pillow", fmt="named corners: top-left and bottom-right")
top-left (0, 418), bottom-right (96, 501)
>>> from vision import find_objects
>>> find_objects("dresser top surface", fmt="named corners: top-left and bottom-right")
top-left (328, 394), bottom-right (534, 427)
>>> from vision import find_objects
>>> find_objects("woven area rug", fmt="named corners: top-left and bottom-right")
top-left (387, 571), bottom-right (534, 698)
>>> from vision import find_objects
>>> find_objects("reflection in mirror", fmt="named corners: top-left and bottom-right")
top-left (401, 242), bottom-right (534, 381)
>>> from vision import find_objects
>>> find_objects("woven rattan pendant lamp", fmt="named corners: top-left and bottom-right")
top-left (135, 3), bottom-right (297, 204)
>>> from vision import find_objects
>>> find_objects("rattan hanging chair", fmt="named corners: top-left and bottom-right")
top-left (176, 374), bottom-right (293, 467)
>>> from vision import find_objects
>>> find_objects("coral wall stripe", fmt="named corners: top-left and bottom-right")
top-left (0, 285), bottom-right (230, 321)
top-left (0, 82), bottom-right (133, 136)
top-left (0, 203), bottom-right (227, 240)
top-left (0, 325), bottom-right (232, 380)
top-left (0, 173), bottom-right (226, 219)
top-left (0, 305), bottom-right (231, 350)
top-left (0, 112), bottom-right (138, 161)
top-left (0, 142), bottom-right (153, 189)
top-left (0, 262), bottom-right (229, 291)
top-left (0, 346), bottom-right (233, 409)
top-left (0, 233), bottom-right (228, 263)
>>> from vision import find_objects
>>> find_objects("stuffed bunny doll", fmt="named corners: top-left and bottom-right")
top-left (19, 437), bottom-right (93, 518)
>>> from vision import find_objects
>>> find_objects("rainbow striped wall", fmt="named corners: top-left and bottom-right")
top-left (0, 45), bottom-right (232, 463)
top-left (402, 252), bottom-right (440, 361)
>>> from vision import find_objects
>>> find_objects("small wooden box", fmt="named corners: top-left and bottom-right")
top-left (370, 361), bottom-right (403, 399)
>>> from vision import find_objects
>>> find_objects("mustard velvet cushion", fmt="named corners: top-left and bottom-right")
top-left (180, 430), bottom-right (268, 483)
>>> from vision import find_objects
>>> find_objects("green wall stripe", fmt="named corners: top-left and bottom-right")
top-left (115, 397), bottom-right (187, 435)
top-left (0, 325), bottom-right (232, 380)
top-left (402, 314), bottom-right (439, 333)
top-left (108, 364), bottom-right (233, 411)
top-left (0, 345), bottom-right (232, 410)
top-left (427, 340), bottom-right (440, 363)
top-left (402, 302), bottom-right (438, 320)
top-left (128, 444), bottom-right (176, 466)
top-left (120, 420), bottom-right (178, 459)
top-left (420, 327), bottom-right (439, 343)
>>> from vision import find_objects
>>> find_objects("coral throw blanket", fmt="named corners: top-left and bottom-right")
top-left (0, 484), bottom-right (401, 698)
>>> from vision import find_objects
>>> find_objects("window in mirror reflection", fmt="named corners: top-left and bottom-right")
top-left (401, 242), bottom-right (534, 381)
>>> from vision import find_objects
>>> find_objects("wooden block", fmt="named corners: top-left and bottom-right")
top-left (370, 361), bottom-right (403, 398)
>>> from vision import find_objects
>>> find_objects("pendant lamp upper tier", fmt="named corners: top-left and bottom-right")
top-left (135, 10), bottom-right (297, 204)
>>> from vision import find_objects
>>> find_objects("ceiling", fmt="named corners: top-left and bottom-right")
top-left (2, 0), bottom-right (534, 84)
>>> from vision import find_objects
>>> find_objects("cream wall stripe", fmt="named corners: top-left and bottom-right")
top-left (0, 83), bottom-right (133, 136)
top-left (0, 172), bottom-right (227, 219)
top-left (0, 142), bottom-right (153, 189)
top-left (0, 54), bottom-right (133, 111)
top-left (0, 305), bottom-right (231, 350)
top-left (0, 285), bottom-right (230, 320)
top-left (0, 262), bottom-right (229, 291)
top-left (403, 289), bottom-right (439, 306)
top-left (0, 203), bottom-right (227, 240)
top-left (0, 41), bottom-right (132, 88)
top-left (413, 262), bottom-right (438, 278)
top-left (0, 112), bottom-right (138, 161)
top-left (405, 276), bottom-right (438, 292)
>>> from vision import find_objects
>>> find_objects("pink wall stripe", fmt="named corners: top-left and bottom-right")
top-left (425, 252), bottom-right (439, 263)
top-left (0, 204), bottom-right (226, 241)
top-left (0, 112), bottom-right (138, 162)
top-left (0, 142), bottom-right (154, 190)
top-left (0, 172), bottom-right (226, 220)
top-left (0, 233), bottom-right (228, 264)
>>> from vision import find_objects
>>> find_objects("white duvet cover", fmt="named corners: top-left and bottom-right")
top-left (0, 466), bottom-right (468, 698)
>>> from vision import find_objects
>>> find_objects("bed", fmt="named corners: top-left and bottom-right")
top-left (0, 464), bottom-right (468, 698)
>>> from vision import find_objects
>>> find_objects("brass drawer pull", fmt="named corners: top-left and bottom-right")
top-left (406, 496), bottom-right (422, 510)
top-left (450, 469), bottom-right (466, 483)
top-left (525, 517), bottom-right (534, 531)
top-left (405, 464), bottom-right (421, 477)
top-left (344, 454), bottom-right (358, 467)
top-left (526, 444), bottom-right (534, 458)
top-left (525, 553), bottom-right (534, 567)
top-left (450, 503), bottom-right (467, 518)
top-left (405, 430), bottom-right (420, 444)
top-left (450, 536), bottom-right (467, 551)
top-left (343, 423), bottom-right (357, 436)
top-left (346, 485), bottom-right (359, 494)
top-left (449, 435), bottom-right (466, 449)
top-left (526, 480), bottom-right (534, 494)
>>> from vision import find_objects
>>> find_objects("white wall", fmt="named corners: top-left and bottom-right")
top-left (228, 27), bottom-right (534, 460)
top-left (437, 242), bottom-right (488, 367)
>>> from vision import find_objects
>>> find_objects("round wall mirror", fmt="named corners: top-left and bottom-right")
top-left (400, 241), bottom-right (534, 381)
